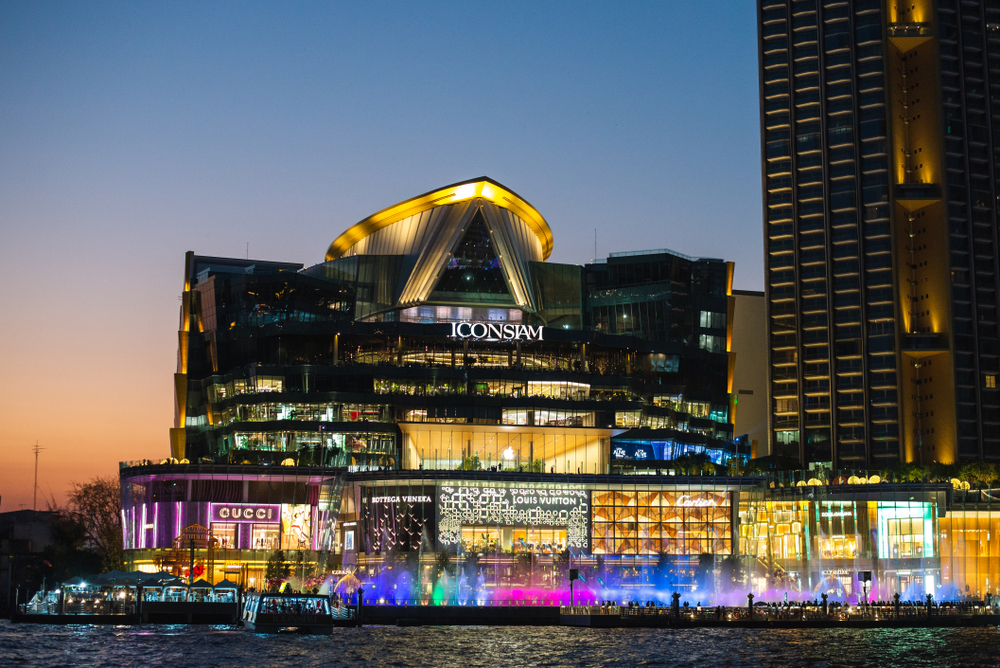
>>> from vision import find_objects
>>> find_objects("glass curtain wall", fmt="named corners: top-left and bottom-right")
top-left (938, 0), bottom-right (1000, 460)
top-left (122, 468), bottom-right (342, 589)
top-left (400, 425), bottom-right (611, 474)
top-left (343, 475), bottom-right (763, 602)
top-left (759, 0), bottom-right (901, 467)
top-left (734, 491), bottom-right (999, 601)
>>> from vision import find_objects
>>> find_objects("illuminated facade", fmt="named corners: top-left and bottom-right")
top-left (758, 0), bottom-right (1000, 468)
top-left (119, 464), bottom-right (1000, 602)
top-left (745, 481), bottom-right (1000, 601)
top-left (120, 465), bottom-right (340, 583)
top-left (120, 464), bottom-right (765, 594)
top-left (124, 176), bottom-right (1000, 603)
top-left (140, 176), bottom-right (746, 592)
top-left (171, 177), bottom-right (738, 474)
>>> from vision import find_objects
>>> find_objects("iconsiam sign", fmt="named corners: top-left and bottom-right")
top-left (449, 321), bottom-right (543, 342)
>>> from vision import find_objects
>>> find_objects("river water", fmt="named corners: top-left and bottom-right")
top-left (1, 620), bottom-right (998, 667)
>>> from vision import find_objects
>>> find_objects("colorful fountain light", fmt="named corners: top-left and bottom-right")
top-left (329, 555), bottom-right (786, 608)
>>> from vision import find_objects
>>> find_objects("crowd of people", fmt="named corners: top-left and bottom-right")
top-left (259, 596), bottom-right (328, 616)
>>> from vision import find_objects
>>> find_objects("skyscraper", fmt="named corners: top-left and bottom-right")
top-left (758, 0), bottom-right (1000, 468)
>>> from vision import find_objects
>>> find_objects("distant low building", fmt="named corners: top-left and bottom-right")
top-left (0, 509), bottom-right (54, 613)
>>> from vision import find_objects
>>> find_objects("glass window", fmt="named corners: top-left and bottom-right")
top-left (877, 502), bottom-right (934, 558)
top-left (210, 523), bottom-right (238, 549)
top-left (430, 210), bottom-right (512, 300)
top-left (700, 311), bottom-right (727, 329)
top-left (592, 490), bottom-right (731, 556)
top-left (699, 334), bottom-right (725, 353)
top-left (251, 524), bottom-right (279, 550)
top-left (615, 411), bottom-right (642, 428)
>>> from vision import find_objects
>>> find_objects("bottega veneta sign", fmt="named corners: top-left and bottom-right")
top-left (449, 322), bottom-right (543, 341)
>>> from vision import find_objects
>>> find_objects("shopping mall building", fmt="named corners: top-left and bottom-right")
top-left (120, 178), bottom-right (1000, 603)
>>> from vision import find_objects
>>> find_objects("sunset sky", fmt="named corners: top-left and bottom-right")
top-left (0, 1), bottom-right (762, 511)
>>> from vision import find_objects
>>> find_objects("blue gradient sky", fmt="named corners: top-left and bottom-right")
top-left (0, 1), bottom-right (762, 510)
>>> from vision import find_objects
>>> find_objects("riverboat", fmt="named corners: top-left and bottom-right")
top-left (242, 592), bottom-right (352, 633)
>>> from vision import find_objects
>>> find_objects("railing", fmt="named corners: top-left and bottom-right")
top-left (559, 602), bottom-right (1000, 621)
top-left (888, 23), bottom-right (931, 38)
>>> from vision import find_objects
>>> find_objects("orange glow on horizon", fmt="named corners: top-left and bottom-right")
top-left (0, 319), bottom-right (173, 513)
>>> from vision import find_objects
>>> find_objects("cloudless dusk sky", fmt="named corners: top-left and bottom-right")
top-left (0, 1), bottom-right (762, 511)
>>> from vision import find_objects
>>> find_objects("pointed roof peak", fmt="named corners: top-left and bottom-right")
top-left (429, 209), bottom-right (513, 302)
top-left (326, 177), bottom-right (552, 262)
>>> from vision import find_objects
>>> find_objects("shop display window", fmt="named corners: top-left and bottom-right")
top-left (210, 523), bottom-right (238, 549)
top-left (886, 518), bottom-right (927, 558)
top-left (819, 535), bottom-right (858, 559)
top-left (513, 527), bottom-right (567, 554)
top-left (877, 501), bottom-right (935, 559)
top-left (591, 490), bottom-right (731, 556)
top-left (817, 501), bottom-right (858, 558)
top-left (742, 501), bottom-right (807, 561)
top-left (460, 525), bottom-right (567, 554)
top-left (251, 524), bottom-right (279, 550)
top-left (281, 504), bottom-right (313, 550)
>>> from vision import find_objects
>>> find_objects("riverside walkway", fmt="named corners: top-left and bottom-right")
top-left (560, 599), bottom-right (1000, 628)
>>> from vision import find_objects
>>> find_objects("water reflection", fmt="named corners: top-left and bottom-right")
top-left (0, 621), bottom-right (997, 668)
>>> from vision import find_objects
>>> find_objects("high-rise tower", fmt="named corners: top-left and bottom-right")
top-left (758, 0), bottom-right (1000, 468)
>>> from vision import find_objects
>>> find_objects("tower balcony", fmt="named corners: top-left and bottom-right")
top-left (901, 332), bottom-right (948, 355)
top-left (894, 182), bottom-right (941, 212)
top-left (888, 23), bottom-right (931, 38)
top-left (888, 23), bottom-right (933, 51)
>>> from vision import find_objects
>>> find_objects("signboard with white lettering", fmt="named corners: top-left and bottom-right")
top-left (450, 322), bottom-right (543, 341)
top-left (370, 495), bottom-right (433, 504)
top-left (675, 494), bottom-right (718, 508)
top-left (359, 485), bottom-right (436, 554)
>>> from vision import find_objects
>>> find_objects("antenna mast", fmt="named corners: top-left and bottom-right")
top-left (32, 441), bottom-right (44, 511)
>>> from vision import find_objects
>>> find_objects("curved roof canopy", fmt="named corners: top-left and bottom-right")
top-left (325, 177), bottom-right (553, 262)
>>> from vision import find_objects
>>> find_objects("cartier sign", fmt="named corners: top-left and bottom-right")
top-left (676, 494), bottom-right (716, 508)
top-left (450, 322), bottom-right (543, 341)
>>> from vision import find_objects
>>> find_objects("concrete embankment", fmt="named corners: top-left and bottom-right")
top-left (361, 604), bottom-right (561, 626)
